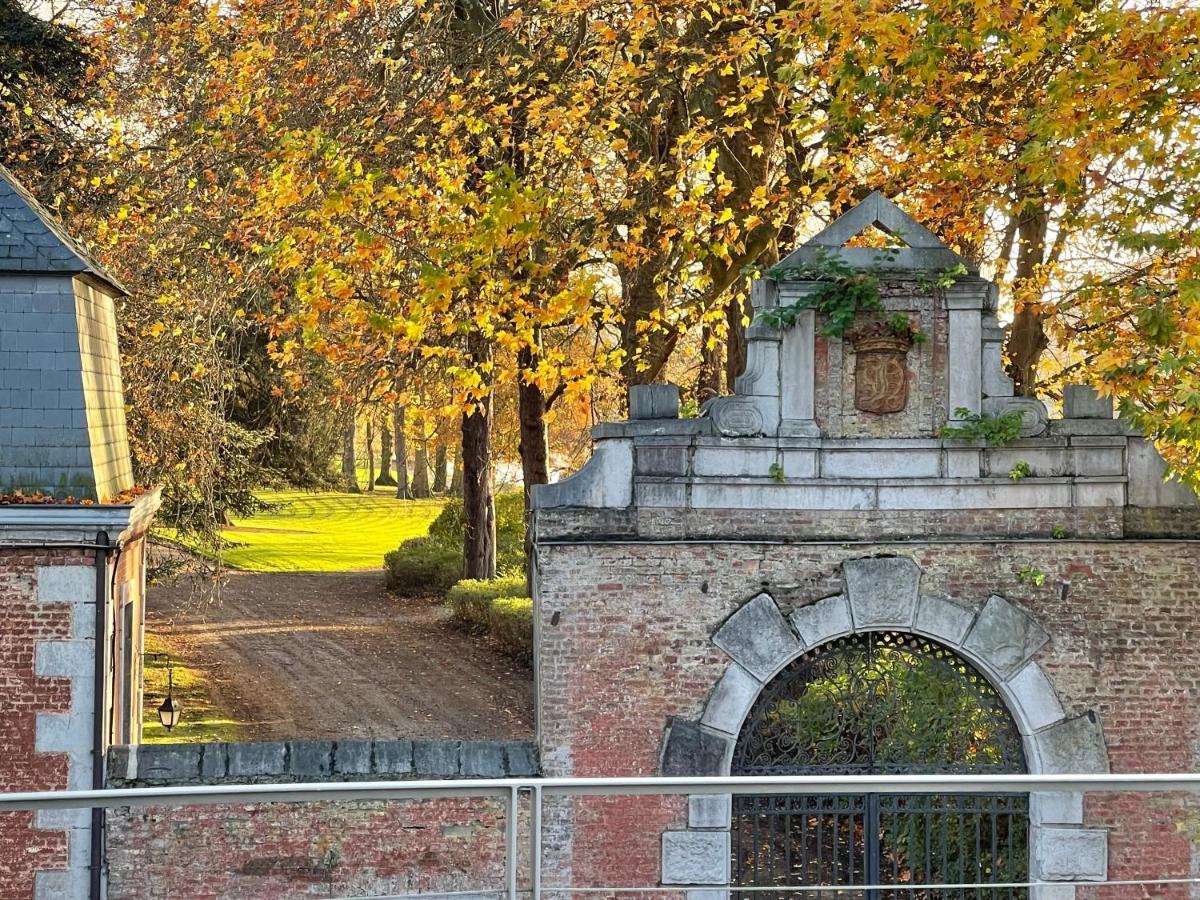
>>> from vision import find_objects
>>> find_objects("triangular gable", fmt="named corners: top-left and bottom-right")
top-left (776, 191), bottom-right (975, 275)
top-left (0, 166), bottom-right (127, 295)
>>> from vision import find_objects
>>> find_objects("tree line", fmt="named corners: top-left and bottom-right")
top-left (2, 0), bottom-right (1198, 578)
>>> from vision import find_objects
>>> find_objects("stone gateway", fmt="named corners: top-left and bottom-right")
top-left (531, 194), bottom-right (1199, 897)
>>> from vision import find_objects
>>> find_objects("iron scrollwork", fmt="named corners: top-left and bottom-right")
top-left (731, 631), bottom-right (1029, 900)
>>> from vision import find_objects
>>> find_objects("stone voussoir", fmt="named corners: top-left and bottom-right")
top-left (843, 556), bottom-right (922, 629)
top-left (1006, 661), bottom-right (1066, 734)
top-left (700, 663), bottom-right (761, 736)
top-left (1033, 713), bottom-right (1110, 775)
top-left (962, 594), bottom-right (1050, 680)
top-left (789, 594), bottom-right (852, 647)
top-left (712, 592), bottom-right (801, 681)
top-left (913, 594), bottom-right (976, 646)
top-left (661, 719), bottom-right (731, 777)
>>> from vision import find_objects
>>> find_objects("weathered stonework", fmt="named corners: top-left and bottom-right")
top-left (532, 195), bottom-right (1198, 898)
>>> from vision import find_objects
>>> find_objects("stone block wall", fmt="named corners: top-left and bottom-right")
top-left (533, 526), bottom-right (1200, 896)
top-left (104, 738), bottom-right (539, 899)
top-left (0, 551), bottom-right (98, 900)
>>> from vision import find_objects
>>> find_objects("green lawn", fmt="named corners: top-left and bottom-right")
top-left (218, 490), bottom-right (445, 572)
top-left (142, 634), bottom-right (240, 744)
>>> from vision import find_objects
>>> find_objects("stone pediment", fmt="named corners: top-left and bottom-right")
top-left (775, 191), bottom-right (975, 275)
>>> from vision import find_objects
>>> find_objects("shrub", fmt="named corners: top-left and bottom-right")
top-left (426, 491), bottom-right (527, 575)
top-left (446, 576), bottom-right (532, 663)
top-left (384, 537), bottom-right (462, 595)
top-left (487, 597), bottom-right (533, 664)
top-left (446, 576), bottom-right (526, 627)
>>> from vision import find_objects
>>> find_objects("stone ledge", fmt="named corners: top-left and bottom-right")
top-left (108, 738), bottom-right (539, 787)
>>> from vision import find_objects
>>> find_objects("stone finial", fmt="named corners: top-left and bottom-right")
top-left (1063, 385), bottom-right (1114, 420)
top-left (629, 384), bottom-right (680, 420)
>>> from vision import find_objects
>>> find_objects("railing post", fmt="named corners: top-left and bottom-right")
top-left (531, 784), bottom-right (543, 900)
top-left (507, 784), bottom-right (520, 900)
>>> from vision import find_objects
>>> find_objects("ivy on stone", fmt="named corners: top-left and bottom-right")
top-left (940, 408), bottom-right (1025, 446)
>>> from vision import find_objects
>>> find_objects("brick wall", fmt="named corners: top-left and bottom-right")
top-left (534, 532), bottom-right (1200, 894)
top-left (104, 738), bottom-right (538, 899)
top-left (0, 549), bottom-right (95, 900)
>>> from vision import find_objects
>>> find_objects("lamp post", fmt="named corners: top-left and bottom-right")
top-left (144, 652), bottom-right (183, 731)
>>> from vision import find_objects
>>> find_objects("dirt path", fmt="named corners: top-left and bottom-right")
top-left (147, 570), bottom-right (534, 741)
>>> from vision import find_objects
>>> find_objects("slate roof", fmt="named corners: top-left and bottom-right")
top-left (0, 165), bottom-right (126, 294)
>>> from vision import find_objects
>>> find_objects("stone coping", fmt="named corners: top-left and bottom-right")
top-left (533, 507), bottom-right (1200, 542)
top-left (596, 431), bottom-right (1135, 448)
top-left (108, 738), bottom-right (538, 787)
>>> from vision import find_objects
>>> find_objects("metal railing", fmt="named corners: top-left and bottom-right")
top-left (5, 773), bottom-right (1200, 899)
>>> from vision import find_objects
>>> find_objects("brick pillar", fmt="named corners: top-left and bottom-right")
top-left (0, 552), bottom-right (97, 899)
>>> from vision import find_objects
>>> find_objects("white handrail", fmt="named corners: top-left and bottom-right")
top-left (3, 771), bottom-right (1200, 811)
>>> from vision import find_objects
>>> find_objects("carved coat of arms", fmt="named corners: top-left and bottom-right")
top-left (850, 326), bottom-right (913, 415)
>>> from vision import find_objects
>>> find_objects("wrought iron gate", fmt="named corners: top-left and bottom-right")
top-left (731, 631), bottom-right (1029, 900)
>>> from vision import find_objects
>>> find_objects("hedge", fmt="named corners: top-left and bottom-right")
top-left (487, 597), bottom-right (533, 664)
top-left (446, 576), bottom-right (532, 663)
top-left (383, 537), bottom-right (462, 595)
top-left (385, 492), bottom-right (527, 595)
top-left (447, 576), bottom-right (525, 623)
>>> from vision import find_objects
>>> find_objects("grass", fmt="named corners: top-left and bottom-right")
top-left (142, 634), bottom-right (240, 744)
top-left (217, 490), bottom-right (446, 572)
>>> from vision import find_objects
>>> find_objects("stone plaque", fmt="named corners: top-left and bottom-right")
top-left (853, 334), bottom-right (910, 414)
top-left (707, 397), bottom-right (765, 437)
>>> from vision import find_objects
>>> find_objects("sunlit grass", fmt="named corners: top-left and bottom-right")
top-left (206, 490), bottom-right (445, 573)
top-left (141, 634), bottom-right (240, 744)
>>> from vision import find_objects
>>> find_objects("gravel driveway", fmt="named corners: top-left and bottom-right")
top-left (147, 570), bottom-right (534, 741)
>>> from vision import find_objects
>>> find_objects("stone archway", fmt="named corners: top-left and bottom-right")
top-left (659, 556), bottom-right (1110, 896)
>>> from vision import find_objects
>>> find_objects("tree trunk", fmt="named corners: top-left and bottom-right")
top-left (1005, 202), bottom-right (1050, 397)
top-left (365, 417), bottom-right (375, 492)
top-left (393, 397), bottom-right (412, 500)
top-left (725, 293), bottom-right (749, 393)
top-left (432, 444), bottom-right (448, 493)
top-left (462, 334), bottom-right (496, 580)
top-left (341, 409), bottom-right (359, 493)
top-left (617, 259), bottom-right (678, 388)
top-left (449, 446), bottom-right (463, 497)
top-left (517, 345), bottom-right (550, 592)
top-left (376, 420), bottom-right (396, 487)
top-left (412, 436), bottom-right (432, 498)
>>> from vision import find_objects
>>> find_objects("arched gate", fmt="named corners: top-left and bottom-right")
top-left (731, 631), bottom-right (1030, 900)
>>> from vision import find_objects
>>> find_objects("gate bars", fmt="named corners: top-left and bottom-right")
top-left (7, 773), bottom-right (1200, 899)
